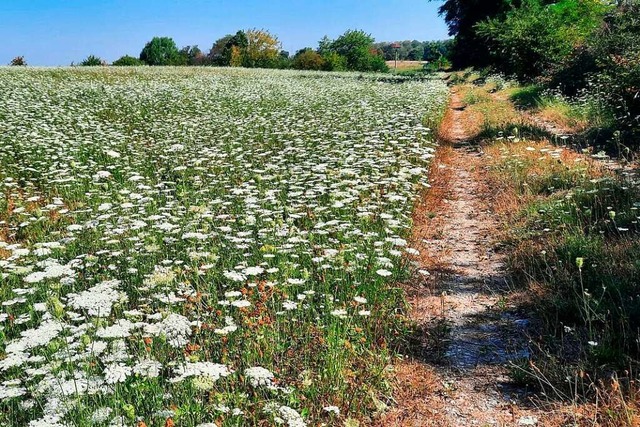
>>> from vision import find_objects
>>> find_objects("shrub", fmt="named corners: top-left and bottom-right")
top-left (476, 0), bottom-right (610, 80)
top-left (9, 56), bottom-right (26, 66)
top-left (321, 52), bottom-right (347, 72)
top-left (79, 55), bottom-right (105, 66)
top-left (585, 3), bottom-right (640, 135)
top-left (292, 49), bottom-right (325, 71)
top-left (112, 55), bottom-right (144, 66)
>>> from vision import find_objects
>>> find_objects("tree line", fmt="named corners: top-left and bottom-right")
top-left (10, 29), bottom-right (397, 72)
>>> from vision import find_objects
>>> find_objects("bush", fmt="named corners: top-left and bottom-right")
top-left (112, 55), bottom-right (145, 66)
top-left (321, 52), bottom-right (347, 72)
top-left (79, 55), bottom-right (104, 66)
top-left (585, 3), bottom-right (640, 135)
top-left (292, 49), bottom-right (325, 70)
top-left (9, 56), bottom-right (26, 66)
top-left (476, 0), bottom-right (610, 80)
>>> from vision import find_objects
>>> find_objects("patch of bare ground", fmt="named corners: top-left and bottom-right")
top-left (378, 90), bottom-right (562, 426)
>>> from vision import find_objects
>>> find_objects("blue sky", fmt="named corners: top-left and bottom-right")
top-left (0, 1), bottom-right (449, 66)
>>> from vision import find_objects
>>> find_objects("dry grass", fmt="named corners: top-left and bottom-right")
top-left (410, 145), bottom-right (456, 272)
top-left (482, 139), bottom-right (640, 426)
top-left (375, 360), bottom-right (447, 426)
top-left (437, 88), bottom-right (484, 143)
top-left (386, 60), bottom-right (426, 71)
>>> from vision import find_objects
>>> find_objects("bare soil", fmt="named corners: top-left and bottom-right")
top-left (378, 90), bottom-right (549, 426)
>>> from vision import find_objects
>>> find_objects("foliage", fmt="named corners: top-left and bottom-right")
top-left (139, 36), bottom-right (181, 66)
top-left (243, 29), bottom-right (282, 68)
top-left (580, 2), bottom-right (640, 136)
top-left (321, 51), bottom-right (347, 72)
top-left (476, 0), bottom-right (610, 80)
top-left (79, 55), bottom-right (105, 66)
top-left (9, 56), bottom-right (26, 66)
top-left (375, 39), bottom-right (454, 63)
top-left (178, 45), bottom-right (206, 66)
top-left (292, 48), bottom-right (325, 70)
top-left (112, 55), bottom-right (144, 66)
top-left (208, 34), bottom-right (234, 65)
top-left (430, 0), bottom-right (518, 68)
top-left (319, 30), bottom-right (388, 72)
top-left (222, 31), bottom-right (248, 67)
top-left (330, 30), bottom-right (385, 72)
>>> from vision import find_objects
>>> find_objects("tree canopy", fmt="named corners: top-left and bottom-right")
top-left (139, 37), bottom-right (181, 66)
top-left (430, 0), bottom-right (518, 67)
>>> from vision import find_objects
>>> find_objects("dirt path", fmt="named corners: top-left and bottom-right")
top-left (379, 90), bottom-right (546, 426)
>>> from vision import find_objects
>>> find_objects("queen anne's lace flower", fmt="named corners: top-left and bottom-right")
top-left (68, 280), bottom-right (121, 317)
top-left (245, 367), bottom-right (275, 387)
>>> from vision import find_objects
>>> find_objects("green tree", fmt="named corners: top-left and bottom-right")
top-left (317, 36), bottom-right (333, 55)
top-left (476, 0), bottom-right (610, 79)
top-left (208, 34), bottom-right (234, 65)
top-left (329, 29), bottom-right (388, 72)
top-left (179, 45), bottom-right (205, 66)
top-left (222, 31), bottom-right (248, 67)
top-left (430, 0), bottom-right (519, 68)
top-left (321, 51), bottom-right (347, 71)
top-left (112, 55), bottom-right (144, 66)
top-left (139, 37), bottom-right (181, 66)
top-left (79, 55), bottom-right (104, 66)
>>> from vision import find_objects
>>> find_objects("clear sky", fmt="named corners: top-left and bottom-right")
top-left (0, 0), bottom-right (449, 66)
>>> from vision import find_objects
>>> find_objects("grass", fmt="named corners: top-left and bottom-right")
top-left (448, 73), bottom-right (640, 423)
top-left (484, 138), bottom-right (640, 424)
top-left (385, 60), bottom-right (425, 71)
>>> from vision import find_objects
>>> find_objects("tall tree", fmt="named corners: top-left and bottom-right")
top-left (330, 29), bottom-right (388, 72)
top-left (208, 34), bottom-right (234, 65)
top-left (222, 31), bottom-right (248, 67)
top-left (179, 45), bottom-right (205, 66)
top-left (140, 37), bottom-right (181, 66)
top-left (243, 29), bottom-right (282, 68)
top-left (430, 0), bottom-right (518, 68)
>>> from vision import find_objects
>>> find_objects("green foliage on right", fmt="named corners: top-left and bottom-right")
top-left (476, 0), bottom-right (610, 80)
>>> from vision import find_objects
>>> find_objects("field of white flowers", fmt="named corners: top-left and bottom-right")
top-left (0, 67), bottom-right (448, 426)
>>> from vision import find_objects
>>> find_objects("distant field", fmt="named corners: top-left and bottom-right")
top-left (386, 60), bottom-right (427, 71)
top-left (0, 67), bottom-right (448, 426)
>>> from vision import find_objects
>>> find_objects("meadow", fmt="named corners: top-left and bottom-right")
top-left (0, 67), bottom-right (448, 426)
